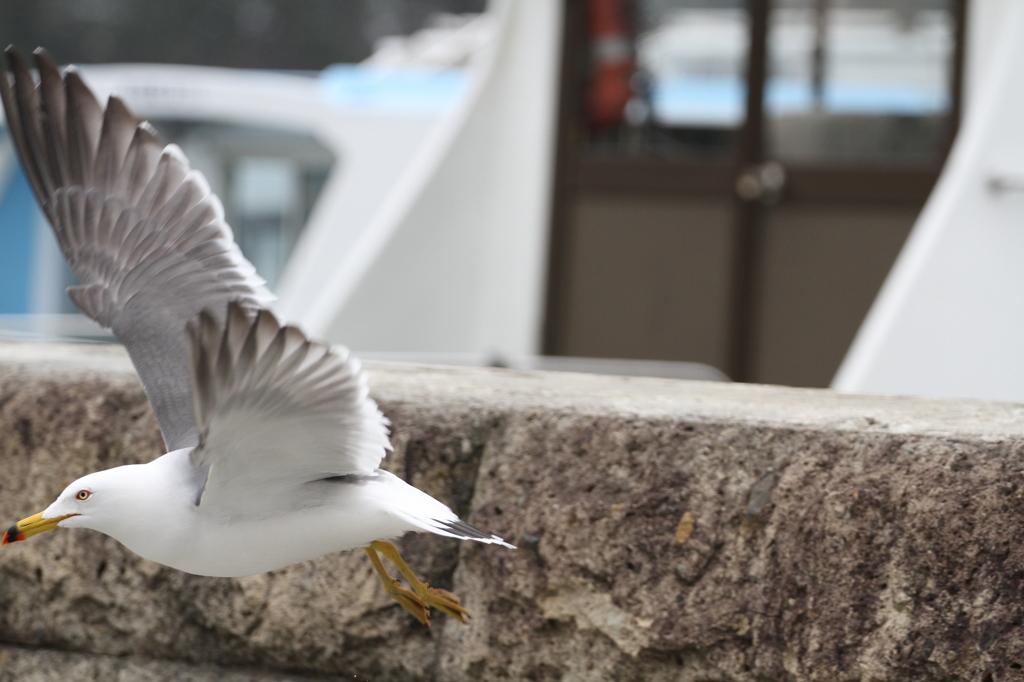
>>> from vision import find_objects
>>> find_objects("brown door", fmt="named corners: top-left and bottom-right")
top-left (543, 0), bottom-right (964, 387)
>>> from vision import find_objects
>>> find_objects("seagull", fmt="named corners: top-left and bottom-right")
top-left (0, 47), bottom-right (513, 627)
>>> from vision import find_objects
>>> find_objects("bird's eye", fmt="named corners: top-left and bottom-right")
top-left (76, 490), bottom-right (91, 501)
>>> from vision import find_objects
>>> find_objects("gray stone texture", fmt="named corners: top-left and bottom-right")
top-left (0, 644), bottom-right (356, 681)
top-left (2, 342), bottom-right (1024, 681)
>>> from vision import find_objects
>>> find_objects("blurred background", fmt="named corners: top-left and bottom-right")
top-left (2, 0), bottom-right (1022, 401)
top-left (549, 0), bottom-right (960, 389)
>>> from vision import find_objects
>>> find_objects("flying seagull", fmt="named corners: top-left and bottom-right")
top-left (0, 47), bottom-right (512, 627)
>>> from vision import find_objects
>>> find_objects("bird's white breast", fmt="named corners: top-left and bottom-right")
top-left (96, 452), bottom-right (423, 577)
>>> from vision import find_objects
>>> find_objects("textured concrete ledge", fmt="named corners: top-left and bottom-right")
top-left (2, 342), bottom-right (1024, 681)
top-left (0, 644), bottom-right (348, 682)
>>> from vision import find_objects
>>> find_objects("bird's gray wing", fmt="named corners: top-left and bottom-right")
top-left (0, 48), bottom-right (274, 451)
top-left (187, 302), bottom-right (391, 518)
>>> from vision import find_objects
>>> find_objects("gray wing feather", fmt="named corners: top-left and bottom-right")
top-left (187, 302), bottom-right (391, 518)
top-left (0, 48), bottom-right (274, 451)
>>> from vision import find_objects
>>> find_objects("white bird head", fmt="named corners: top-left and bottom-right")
top-left (2, 462), bottom-right (177, 547)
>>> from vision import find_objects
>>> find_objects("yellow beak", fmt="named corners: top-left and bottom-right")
top-left (2, 511), bottom-right (78, 545)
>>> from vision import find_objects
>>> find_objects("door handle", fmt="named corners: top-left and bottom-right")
top-left (987, 171), bottom-right (1024, 194)
top-left (736, 161), bottom-right (786, 205)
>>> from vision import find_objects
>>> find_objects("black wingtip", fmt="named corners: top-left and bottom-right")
top-left (33, 48), bottom-right (58, 71)
top-left (64, 69), bottom-right (88, 90)
top-left (1, 48), bottom-right (18, 83)
top-left (6, 47), bottom-right (27, 71)
top-left (106, 94), bottom-right (131, 115)
top-left (33, 50), bottom-right (63, 91)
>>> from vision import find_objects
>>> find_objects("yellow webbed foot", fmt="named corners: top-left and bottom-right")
top-left (423, 585), bottom-right (471, 623)
top-left (365, 541), bottom-right (472, 626)
top-left (364, 546), bottom-right (433, 626)
top-left (388, 578), bottom-right (432, 626)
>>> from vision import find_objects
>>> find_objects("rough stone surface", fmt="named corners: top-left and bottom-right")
top-left (0, 644), bottom-right (356, 681)
top-left (3, 342), bottom-right (1024, 680)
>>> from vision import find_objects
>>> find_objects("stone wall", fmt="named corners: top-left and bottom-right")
top-left (1, 342), bottom-right (1024, 681)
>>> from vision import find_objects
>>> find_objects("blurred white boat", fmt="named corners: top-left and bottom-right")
top-left (0, 1), bottom-right (559, 366)
top-left (834, 1), bottom-right (1024, 401)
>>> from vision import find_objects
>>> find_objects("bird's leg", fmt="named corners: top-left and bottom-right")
top-left (370, 540), bottom-right (472, 624)
top-left (364, 545), bottom-right (431, 626)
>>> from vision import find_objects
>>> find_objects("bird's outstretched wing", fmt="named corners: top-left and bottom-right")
top-left (0, 48), bottom-right (274, 451)
top-left (187, 302), bottom-right (390, 517)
